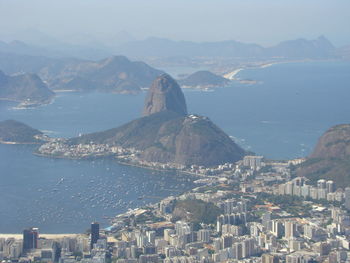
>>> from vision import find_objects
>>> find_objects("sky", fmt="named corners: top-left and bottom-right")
top-left (0, 0), bottom-right (349, 47)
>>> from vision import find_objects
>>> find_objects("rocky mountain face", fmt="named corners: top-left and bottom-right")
top-left (297, 124), bottom-right (350, 186)
top-left (139, 113), bottom-right (245, 166)
top-left (69, 74), bottom-right (245, 167)
top-left (0, 70), bottom-right (54, 106)
top-left (143, 74), bottom-right (187, 116)
top-left (179, 70), bottom-right (230, 88)
top-left (0, 119), bottom-right (44, 143)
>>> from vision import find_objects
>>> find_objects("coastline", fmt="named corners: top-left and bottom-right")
top-left (222, 59), bottom-right (317, 81)
top-left (34, 150), bottom-right (211, 178)
top-left (0, 97), bottom-right (55, 110)
top-left (115, 160), bottom-right (208, 178)
top-left (0, 140), bottom-right (41, 145)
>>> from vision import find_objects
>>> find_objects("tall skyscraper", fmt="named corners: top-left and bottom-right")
top-left (90, 222), bottom-right (100, 250)
top-left (23, 227), bottom-right (39, 252)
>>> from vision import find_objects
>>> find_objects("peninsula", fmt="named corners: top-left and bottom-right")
top-left (37, 74), bottom-right (245, 170)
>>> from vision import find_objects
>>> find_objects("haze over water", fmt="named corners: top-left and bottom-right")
top-left (0, 61), bottom-right (349, 233)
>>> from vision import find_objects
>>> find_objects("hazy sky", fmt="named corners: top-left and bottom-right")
top-left (0, 0), bottom-right (349, 47)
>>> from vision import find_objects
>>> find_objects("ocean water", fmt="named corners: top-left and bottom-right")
top-left (0, 143), bottom-right (195, 233)
top-left (0, 60), bottom-right (349, 233)
top-left (185, 60), bottom-right (350, 159)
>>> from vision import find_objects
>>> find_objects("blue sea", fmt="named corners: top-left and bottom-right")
top-left (0, 60), bottom-right (349, 233)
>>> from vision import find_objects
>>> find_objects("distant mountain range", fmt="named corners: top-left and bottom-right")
top-left (0, 35), bottom-right (347, 107)
top-left (0, 54), bottom-right (164, 95)
top-left (0, 39), bottom-right (110, 60)
top-left (0, 36), bottom-right (346, 62)
top-left (115, 36), bottom-right (337, 59)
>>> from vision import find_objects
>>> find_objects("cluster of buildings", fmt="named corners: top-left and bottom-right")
top-left (3, 156), bottom-right (350, 263)
top-left (37, 139), bottom-right (138, 160)
top-left (37, 140), bottom-right (266, 177)
top-left (275, 178), bottom-right (344, 202)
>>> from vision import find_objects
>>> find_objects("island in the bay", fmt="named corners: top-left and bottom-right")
top-left (35, 74), bottom-right (245, 171)
top-left (178, 70), bottom-right (230, 90)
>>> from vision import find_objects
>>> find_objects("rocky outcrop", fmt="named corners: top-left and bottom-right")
top-left (143, 74), bottom-right (187, 116)
top-left (297, 124), bottom-right (350, 186)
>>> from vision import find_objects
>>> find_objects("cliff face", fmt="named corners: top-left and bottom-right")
top-left (0, 70), bottom-right (54, 105)
top-left (297, 124), bottom-right (350, 186)
top-left (143, 74), bottom-right (187, 116)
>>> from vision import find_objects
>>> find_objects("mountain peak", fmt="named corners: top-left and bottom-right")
top-left (100, 55), bottom-right (130, 67)
top-left (143, 74), bottom-right (188, 117)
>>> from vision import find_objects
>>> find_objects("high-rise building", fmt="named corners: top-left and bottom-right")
top-left (262, 212), bottom-right (272, 231)
top-left (262, 254), bottom-right (280, 263)
top-left (23, 227), bottom-right (39, 251)
top-left (345, 188), bottom-right (350, 210)
top-left (198, 229), bottom-right (210, 243)
top-left (243, 156), bottom-right (263, 170)
top-left (284, 221), bottom-right (297, 239)
top-left (90, 222), bottom-right (99, 250)
top-left (146, 231), bottom-right (156, 245)
top-left (326, 180), bottom-right (335, 193)
top-left (317, 179), bottom-right (326, 189)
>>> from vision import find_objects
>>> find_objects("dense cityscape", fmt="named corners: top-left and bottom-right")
top-left (2, 155), bottom-right (350, 263)
top-left (1, 1), bottom-right (350, 263)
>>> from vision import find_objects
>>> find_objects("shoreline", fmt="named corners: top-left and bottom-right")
top-left (222, 58), bottom-right (323, 81)
top-left (34, 151), bottom-right (211, 178)
top-left (115, 160), bottom-right (208, 177)
top-left (0, 96), bottom-right (54, 109)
